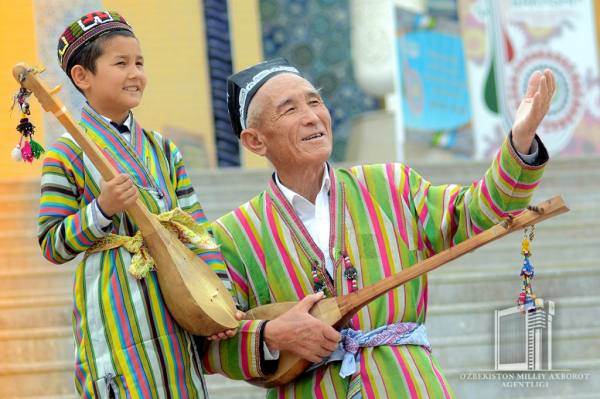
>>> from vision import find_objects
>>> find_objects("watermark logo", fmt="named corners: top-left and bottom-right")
top-left (459, 299), bottom-right (591, 389)
top-left (495, 298), bottom-right (554, 371)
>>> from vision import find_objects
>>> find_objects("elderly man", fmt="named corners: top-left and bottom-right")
top-left (201, 59), bottom-right (554, 398)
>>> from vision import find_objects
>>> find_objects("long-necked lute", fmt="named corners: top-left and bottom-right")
top-left (13, 62), bottom-right (237, 335)
top-left (246, 195), bottom-right (569, 387)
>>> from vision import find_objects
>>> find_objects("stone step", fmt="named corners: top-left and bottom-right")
top-left (428, 263), bottom-right (600, 305)
top-left (0, 361), bottom-right (74, 397)
top-left (204, 374), bottom-right (267, 399)
top-left (0, 294), bottom-right (71, 331)
top-left (426, 296), bottom-right (600, 345)
top-left (0, 265), bottom-right (75, 297)
top-left (0, 327), bottom-right (73, 366)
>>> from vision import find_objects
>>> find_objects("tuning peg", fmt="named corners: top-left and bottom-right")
top-left (50, 84), bottom-right (63, 95)
top-left (33, 63), bottom-right (46, 74)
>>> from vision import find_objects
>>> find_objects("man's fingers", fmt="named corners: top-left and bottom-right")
top-left (305, 354), bottom-right (325, 363)
top-left (524, 70), bottom-right (542, 99)
top-left (320, 338), bottom-right (340, 353)
top-left (545, 69), bottom-right (556, 95)
top-left (322, 326), bottom-right (342, 343)
top-left (294, 291), bottom-right (325, 313)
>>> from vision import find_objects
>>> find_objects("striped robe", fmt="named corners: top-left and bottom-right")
top-left (203, 137), bottom-right (547, 398)
top-left (38, 105), bottom-right (219, 398)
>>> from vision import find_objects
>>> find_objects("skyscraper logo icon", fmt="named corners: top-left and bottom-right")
top-left (495, 299), bottom-right (555, 371)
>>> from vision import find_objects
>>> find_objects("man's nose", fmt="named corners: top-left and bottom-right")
top-left (300, 105), bottom-right (320, 125)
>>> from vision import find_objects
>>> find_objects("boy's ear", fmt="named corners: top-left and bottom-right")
top-left (240, 128), bottom-right (267, 157)
top-left (70, 65), bottom-right (91, 92)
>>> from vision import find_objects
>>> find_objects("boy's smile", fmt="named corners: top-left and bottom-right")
top-left (81, 35), bottom-right (146, 124)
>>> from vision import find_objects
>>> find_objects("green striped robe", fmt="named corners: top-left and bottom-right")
top-left (38, 105), bottom-right (219, 397)
top-left (203, 137), bottom-right (547, 398)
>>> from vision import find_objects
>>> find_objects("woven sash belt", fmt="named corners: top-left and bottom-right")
top-left (84, 208), bottom-right (218, 279)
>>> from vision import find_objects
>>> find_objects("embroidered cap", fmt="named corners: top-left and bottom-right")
top-left (227, 58), bottom-right (302, 138)
top-left (57, 11), bottom-right (133, 74)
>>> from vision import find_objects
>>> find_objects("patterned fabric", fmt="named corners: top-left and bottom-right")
top-left (203, 137), bottom-right (547, 398)
top-left (57, 11), bottom-right (132, 72)
top-left (309, 322), bottom-right (431, 378)
top-left (38, 104), bottom-right (222, 398)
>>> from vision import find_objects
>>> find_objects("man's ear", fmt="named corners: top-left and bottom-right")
top-left (240, 128), bottom-right (267, 157)
top-left (70, 65), bottom-right (90, 92)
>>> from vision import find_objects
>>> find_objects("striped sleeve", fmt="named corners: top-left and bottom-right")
top-left (201, 218), bottom-right (268, 380)
top-left (38, 137), bottom-right (108, 264)
top-left (170, 141), bottom-right (208, 226)
top-left (409, 136), bottom-right (547, 255)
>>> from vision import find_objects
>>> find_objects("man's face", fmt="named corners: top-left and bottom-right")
top-left (250, 73), bottom-right (333, 170)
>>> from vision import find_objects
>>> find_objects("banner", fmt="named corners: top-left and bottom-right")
top-left (395, 8), bottom-right (474, 158)
top-left (460, 0), bottom-right (600, 158)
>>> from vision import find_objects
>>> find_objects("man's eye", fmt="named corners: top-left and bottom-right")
top-left (286, 107), bottom-right (295, 113)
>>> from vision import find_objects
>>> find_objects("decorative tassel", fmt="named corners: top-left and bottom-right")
top-left (29, 137), bottom-right (45, 159)
top-left (516, 227), bottom-right (542, 314)
top-left (21, 140), bottom-right (33, 164)
top-left (10, 86), bottom-right (44, 165)
top-left (11, 144), bottom-right (23, 162)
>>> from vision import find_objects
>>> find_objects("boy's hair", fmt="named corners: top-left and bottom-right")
top-left (66, 30), bottom-right (136, 94)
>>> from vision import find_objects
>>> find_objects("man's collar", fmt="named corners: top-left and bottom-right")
top-left (275, 163), bottom-right (331, 208)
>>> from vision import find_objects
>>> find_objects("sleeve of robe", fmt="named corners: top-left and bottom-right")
top-left (38, 136), bottom-right (108, 264)
top-left (370, 135), bottom-right (548, 257)
top-left (201, 213), bottom-right (270, 380)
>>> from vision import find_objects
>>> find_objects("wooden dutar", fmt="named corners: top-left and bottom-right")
top-left (13, 62), bottom-right (238, 336)
top-left (244, 197), bottom-right (569, 388)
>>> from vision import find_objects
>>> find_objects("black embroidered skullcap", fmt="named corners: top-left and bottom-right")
top-left (227, 58), bottom-right (302, 138)
top-left (57, 11), bottom-right (133, 75)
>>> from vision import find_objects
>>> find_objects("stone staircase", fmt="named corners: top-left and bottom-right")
top-left (0, 157), bottom-right (598, 398)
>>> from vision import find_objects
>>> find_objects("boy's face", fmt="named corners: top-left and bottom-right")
top-left (84, 35), bottom-right (146, 123)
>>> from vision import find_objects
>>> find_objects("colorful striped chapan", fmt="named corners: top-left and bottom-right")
top-left (38, 104), bottom-right (226, 397)
top-left (203, 136), bottom-right (547, 398)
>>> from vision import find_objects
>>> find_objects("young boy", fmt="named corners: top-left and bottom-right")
top-left (39, 11), bottom-right (235, 397)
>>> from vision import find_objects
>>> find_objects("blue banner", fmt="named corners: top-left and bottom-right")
top-left (398, 30), bottom-right (471, 132)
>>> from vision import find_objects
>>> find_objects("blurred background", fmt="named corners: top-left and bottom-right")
top-left (0, 0), bottom-right (598, 398)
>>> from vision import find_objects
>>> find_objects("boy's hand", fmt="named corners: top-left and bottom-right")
top-left (206, 311), bottom-right (246, 342)
top-left (98, 174), bottom-right (138, 217)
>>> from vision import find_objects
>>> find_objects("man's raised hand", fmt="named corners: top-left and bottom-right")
top-left (512, 69), bottom-right (556, 154)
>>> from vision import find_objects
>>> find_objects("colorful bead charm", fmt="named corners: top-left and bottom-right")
top-left (343, 253), bottom-right (358, 292)
top-left (517, 227), bottom-right (542, 314)
top-left (312, 268), bottom-right (326, 293)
